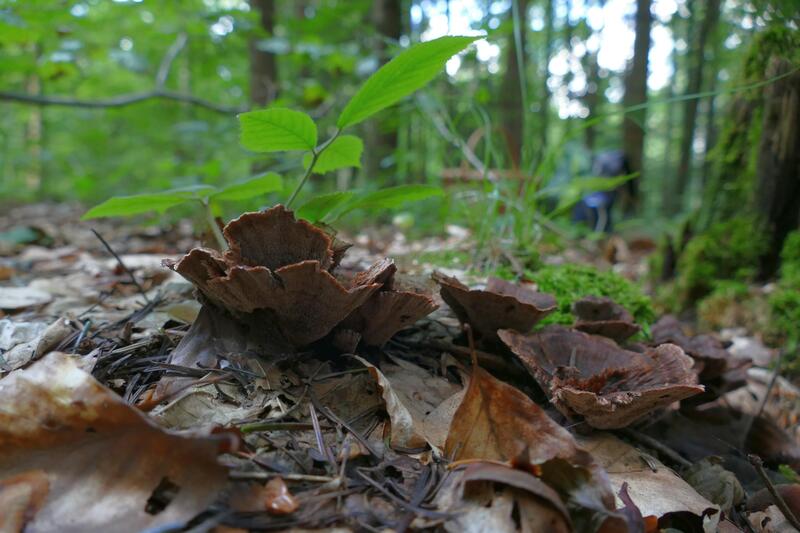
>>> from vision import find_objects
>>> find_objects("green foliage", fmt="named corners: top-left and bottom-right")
top-left (238, 108), bottom-right (318, 152)
top-left (768, 231), bottom-right (800, 350)
top-left (297, 185), bottom-right (443, 223)
top-left (337, 36), bottom-right (479, 128)
top-left (83, 175), bottom-right (282, 219)
top-left (675, 217), bottom-right (767, 303)
top-left (303, 135), bottom-right (363, 173)
top-left (546, 173), bottom-right (637, 217)
top-left (530, 264), bottom-right (655, 329)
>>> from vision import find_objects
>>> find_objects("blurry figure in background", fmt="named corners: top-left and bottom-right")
top-left (572, 149), bottom-right (634, 232)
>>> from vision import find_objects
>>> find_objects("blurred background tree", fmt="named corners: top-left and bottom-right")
top-left (0, 0), bottom-right (797, 263)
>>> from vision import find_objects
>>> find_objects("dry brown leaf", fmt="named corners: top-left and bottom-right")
top-left (0, 286), bottom-right (52, 310)
top-left (499, 326), bottom-right (704, 429)
top-left (356, 355), bottom-right (462, 451)
top-left (432, 272), bottom-right (556, 343)
top-left (578, 433), bottom-right (720, 529)
top-left (0, 352), bottom-right (228, 533)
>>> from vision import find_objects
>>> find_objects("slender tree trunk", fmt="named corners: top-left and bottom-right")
top-left (248, 0), bottom-right (278, 107)
top-left (670, 0), bottom-right (720, 214)
top-left (536, 0), bottom-right (554, 167)
top-left (621, 0), bottom-right (652, 211)
top-left (499, 0), bottom-right (528, 167)
top-left (363, 0), bottom-right (403, 181)
top-left (756, 58), bottom-right (800, 276)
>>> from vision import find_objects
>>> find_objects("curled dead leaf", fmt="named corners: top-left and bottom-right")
top-left (0, 352), bottom-right (227, 533)
top-left (499, 326), bottom-right (704, 429)
top-left (432, 272), bottom-right (556, 343)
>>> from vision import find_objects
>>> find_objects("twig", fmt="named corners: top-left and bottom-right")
top-left (618, 428), bottom-right (692, 469)
top-left (156, 33), bottom-right (188, 88)
top-left (748, 454), bottom-right (800, 531)
top-left (0, 89), bottom-right (246, 114)
top-left (309, 402), bottom-right (337, 466)
top-left (91, 228), bottom-right (150, 303)
top-left (229, 472), bottom-right (335, 483)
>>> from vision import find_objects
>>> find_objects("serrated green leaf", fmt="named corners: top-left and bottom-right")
top-left (303, 135), bottom-right (364, 174)
top-left (337, 36), bottom-right (479, 129)
top-left (82, 185), bottom-right (216, 219)
top-left (297, 191), bottom-right (355, 222)
top-left (210, 173), bottom-right (283, 201)
top-left (239, 108), bottom-right (318, 152)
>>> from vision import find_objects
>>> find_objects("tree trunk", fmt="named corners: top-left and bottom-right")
top-left (756, 58), bottom-right (800, 276)
top-left (621, 0), bottom-right (652, 211)
top-left (248, 0), bottom-right (278, 107)
top-left (499, 0), bottom-right (528, 167)
top-left (536, 0), bottom-right (554, 167)
top-left (363, 0), bottom-right (403, 181)
top-left (669, 0), bottom-right (721, 214)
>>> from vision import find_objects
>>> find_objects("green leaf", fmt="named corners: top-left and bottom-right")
top-left (210, 173), bottom-right (283, 201)
top-left (550, 174), bottom-right (637, 216)
top-left (337, 36), bottom-right (479, 129)
top-left (239, 108), bottom-right (318, 152)
top-left (297, 191), bottom-right (355, 222)
top-left (303, 135), bottom-right (364, 174)
top-left (82, 185), bottom-right (216, 219)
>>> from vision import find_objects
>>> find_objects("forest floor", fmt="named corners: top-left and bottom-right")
top-left (1, 202), bottom-right (799, 533)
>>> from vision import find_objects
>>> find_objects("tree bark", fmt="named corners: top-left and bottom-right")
top-left (499, 0), bottom-right (528, 167)
top-left (536, 0), bottom-right (555, 167)
top-left (621, 0), bottom-right (652, 211)
top-left (363, 0), bottom-right (403, 180)
top-left (756, 58), bottom-right (800, 276)
top-left (669, 0), bottom-right (721, 214)
top-left (249, 0), bottom-right (278, 107)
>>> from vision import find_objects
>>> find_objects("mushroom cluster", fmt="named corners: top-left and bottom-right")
top-left (165, 205), bottom-right (436, 351)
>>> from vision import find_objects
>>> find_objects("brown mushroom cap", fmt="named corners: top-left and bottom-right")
top-left (432, 272), bottom-right (557, 343)
top-left (164, 205), bottom-right (383, 348)
top-left (498, 326), bottom-right (704, 429)
top-left (572, 295), bottom-right (641, 342)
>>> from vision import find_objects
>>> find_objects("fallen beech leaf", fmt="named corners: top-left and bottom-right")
top-left (499, 326), bottom-right (703, 429)
top-left (0, 286), bottom-right (52, 310)
top-left (444, 363), bottom-right (621, 530)
top-left (433, 272), bottom-right (556, 343)
top-left (748, 505), bottom-right (796, 532)
top-left (572, 295), bottom-right (641, 342)
top-left (356, 355), bottom-right (462, 451)
top-left (0, 470), bottom-right (49, 533)
top-left (683, 457), bottom-right (745, 514)
top-left (748, 484), bottom-right (800, 517)
top-left (0, 353), bottom-right (227, 533)
top-left (578, 433), bottom-right (720, 530)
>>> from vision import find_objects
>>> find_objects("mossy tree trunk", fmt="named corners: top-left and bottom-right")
top-left (755, 58), bottom-right (800, 276)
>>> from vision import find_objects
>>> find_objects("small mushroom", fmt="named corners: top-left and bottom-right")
top-left (432, 272), bottom-right (557, 343)
top-left (498, 325), bottom-right (704, 429)
top-left (572, 295), bottom-right (641, 342)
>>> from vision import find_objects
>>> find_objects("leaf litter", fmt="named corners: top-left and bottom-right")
top-left (0, 202), bottom-right (798, 532)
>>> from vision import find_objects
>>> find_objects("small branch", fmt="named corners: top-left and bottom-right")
top-left (91, 228), bottom-right (150, 303)
top-left (0, 89), bottom-right (246, 114)
top-left (749, 454), bottom-right (800, 531)
top-left (203, 202), bottom-right (227, 251)
top-left (156, 32), bottom-right (188, 89)
top-left (286, 129), bottom-right (342, 209)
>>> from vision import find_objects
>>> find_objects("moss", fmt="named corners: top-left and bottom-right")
top-left (529, 264), bottom-right (655, 330)
top-left (675, 217), bottom-right (767, 304)
top-left (767, 231), bottom-right (800, 347)
top-left (697, 280), bottom-right (765, 331)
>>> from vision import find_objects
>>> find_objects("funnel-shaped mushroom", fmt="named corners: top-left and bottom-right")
top-left (433, 272), bottom-right (557, 343)
top-left (498, 326), bottom-right (704, 429)
top-left (164, 205), bottom-right (382, 348)
top-left (337, 259), bottom-right (438, 347)
top-left (572, 295), bottom-right (641, 342)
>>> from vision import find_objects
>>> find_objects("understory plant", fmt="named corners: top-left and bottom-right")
top-left (83, 36), bottom-right (480, 245)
